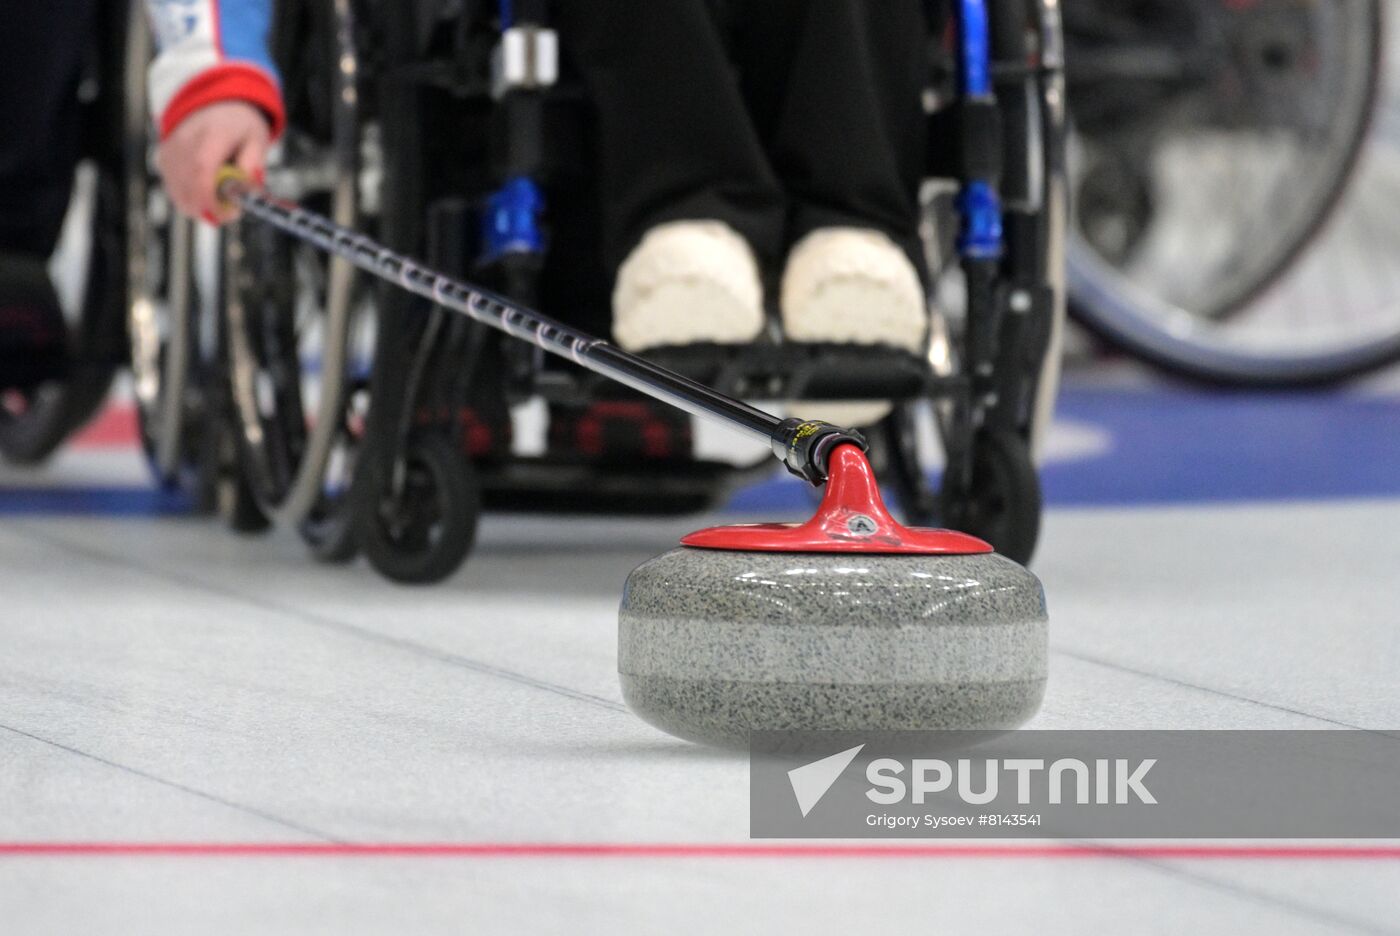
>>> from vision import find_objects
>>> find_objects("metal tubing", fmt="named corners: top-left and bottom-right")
top-left (958, 0), bottom-right (994, 98)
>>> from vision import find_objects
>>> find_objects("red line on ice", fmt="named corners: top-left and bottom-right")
top-left (1, 843), bottom-right (1398, 860)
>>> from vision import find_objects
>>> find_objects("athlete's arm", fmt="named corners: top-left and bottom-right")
top-left (144, 1), bottom-right (285, 220)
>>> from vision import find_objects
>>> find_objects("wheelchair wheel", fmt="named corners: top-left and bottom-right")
top-left (941, 429), bottom-right (1042, 565)
top-left (125, 5), bottom-right (222, 506)
top-left (360, 433), bottom-right (480, 585)
top-left (1, 0), bottom-right (134, 465)
top-left (223, 0), bottom-right (368, 558)
top-left (1065, 0), bottom-right (1395, 386)
top-left (0, 177), bottom-right (123, 464)
top-left (912, 0), bottom-right (1063, 564)
top-left (298, 380), bottom-right (368, 563)
top-left (213, 415), bottom-right (272, 534)
top-left (875, 403), bottom-right (940, 528)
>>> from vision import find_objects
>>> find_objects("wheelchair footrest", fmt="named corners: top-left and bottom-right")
top-left (478, 455), bottom-right (768, 516)
top-left (628, 343), bottom-right (950, 402)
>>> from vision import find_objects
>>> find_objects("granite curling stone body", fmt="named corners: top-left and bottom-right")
top-left (618, 445), bottom-right (1048, 747)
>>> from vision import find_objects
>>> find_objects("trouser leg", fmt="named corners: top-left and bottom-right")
top-left (552, 0), bottom-right (787, 272)
top-left (732, 0), bottom-right (930, 273)
top-left (0, 0), bottom-right (99, 258)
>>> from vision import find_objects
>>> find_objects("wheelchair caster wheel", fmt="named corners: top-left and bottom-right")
top-left (300, 509), bottom-right (360, 565)
top-left (941, 429), bottom-right (1042, 566)
top-left (361, 434), bottom-right (480, 584)
top-left (874, 404), bottom-right (940, 527)
top-left (214, 423), bottom-right (270, 534)
top-left (219, 470), bottom-right (272, 534)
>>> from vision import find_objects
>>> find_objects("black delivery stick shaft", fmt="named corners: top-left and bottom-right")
top-left (217, 172), bottom-right (863, 483)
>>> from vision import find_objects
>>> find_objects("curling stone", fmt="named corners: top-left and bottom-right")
top-left (619, 444), bottom-right (1047, 748)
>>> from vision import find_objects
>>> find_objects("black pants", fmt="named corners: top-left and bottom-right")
top-left (0, 0), bottom-right (99, 258)
top-left (554, 0), bottom-right (931, 278)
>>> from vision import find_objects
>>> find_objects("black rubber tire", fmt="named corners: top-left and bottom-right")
top-left (301, 509), bottom-right (360, 564)
top-left (0, 170), bottom-right (123, 466)
top-left (127, 4), bottom-right (216, 503)
top-left (941, 429), bottom-right (1042, 566)
top-left (872, 406), bottom-right (941, 528)
top-left (0, 368), bottom-right (116, 467)
top-left (1066, 0), bottom-right (1390, 387)
top-left (1, 0), bottom-right (129, 466)
top-left (222, 0), bottom-right (365, 539)
top-left (214, 418), bottom-right (271, 534)
top-left (222, 474), bottom-right (273, 535)
top-left (131, 221), bottom-right (221, 510)
top-left (186, 407), bottom-right (223, 515)
top-left (360, 434), bottom-right (480, 585)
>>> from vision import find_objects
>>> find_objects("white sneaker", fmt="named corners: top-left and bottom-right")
top-left (612, 221), bottom-right (765, 352)
top-left (781, 227), bottom-right (927, 427)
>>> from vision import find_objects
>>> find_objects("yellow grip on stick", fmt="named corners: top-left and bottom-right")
top-left (215, 166), bottom-right (252, 210)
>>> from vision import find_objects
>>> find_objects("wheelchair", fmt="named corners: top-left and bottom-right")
top-left (124, 0), bottom-right (258, 519)
top-left (145, 0), bottom-right (1067, 584)
top-left (1063, 0), bottom-right (1387, 387)
top-left (0, 0), bottom-right (132, 467)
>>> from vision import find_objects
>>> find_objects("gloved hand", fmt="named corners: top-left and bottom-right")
top-left (156, 101), bottom-right (271, 223)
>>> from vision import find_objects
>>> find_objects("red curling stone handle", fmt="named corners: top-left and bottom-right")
top-left (681, 444), bottom-right (994, 555)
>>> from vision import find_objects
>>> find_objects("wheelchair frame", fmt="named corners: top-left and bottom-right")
top-left (185, 0), bottom-right (1067, 582)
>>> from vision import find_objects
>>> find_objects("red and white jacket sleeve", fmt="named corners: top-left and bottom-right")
top-left (144, 0), bottom-right (286, 140)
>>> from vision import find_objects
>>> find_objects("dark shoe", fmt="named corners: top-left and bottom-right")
top-left (549, 396), bottom-right (694, 464)
top-left (0, 252), bottom-right (67, 390)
